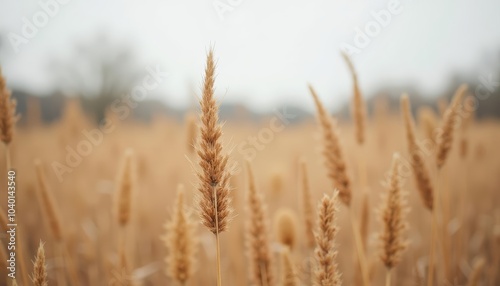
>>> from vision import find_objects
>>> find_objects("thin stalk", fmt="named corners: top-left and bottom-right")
top-left (427, 209), bottom-right (436, 286)
top-left (349, 209), bottom-right (370, 286)
top-left (433, 167), bottom-right (452, 283)
top-left (386, 269), bottom-right (392, 286)
top-left (213, 186), bottom-right (222, 286)
top-left (5, 145), bottom-right (10, 171)
top-left (456, 160), bottom-right (468, 273)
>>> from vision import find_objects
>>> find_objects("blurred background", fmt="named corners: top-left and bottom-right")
top-left (0, 0), bottom-right (499, 123)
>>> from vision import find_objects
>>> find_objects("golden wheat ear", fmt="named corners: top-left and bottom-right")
top-left (313, 191), bottom-right (341, 286)
top-left (195, 48), bottom-right (233, 286)
top-left (0, 68), bottom-right (18, 145)
top-left (245, 160), bottom-right (274, 286)
top-left (436, 84), bottom-right (468, 169)
top-left (341, 51), bottom-right (366, 145)
top-left (299, 159), bottom-right (315, 249)
top-left (401, 94), bottom-right (434, 211)
top-left (308, 84), bottom-right (352, 207)
top-left (163, 184), bottom-right (198, 284)
top-left (379, 153), bottom-right (409, 270)
top-left (196, 48), bottom-right (233, 235)
top-left (31, 241), bottom-right (48, 286)
top-left (274, 208), bottom-right (298, 251)
top-left (115, 149), bottom-right (135, 228)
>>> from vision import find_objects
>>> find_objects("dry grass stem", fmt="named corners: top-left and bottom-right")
top-left (313, 192), bottom-right (341, 286)
top-left (436, 84), bottom-right (467, 169)
top-left (308, 84), bottom-right (351, 206)
top-left (163, 184), bottom-right (198, 284)
top-left (246, 161), bottom-right (274, 286)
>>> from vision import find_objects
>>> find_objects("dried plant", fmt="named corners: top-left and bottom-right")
top-left (299, 159), bottom-right (315, 249)
top-left (418, 107), bottom-right (438, 146)
top-left (245, 161), bottom-right (274, 286)
top-left (195, 48), bottom-right (233, 286)
top-left (163, 184), bottom-right (198, 285)
top-left (379, 154), bottom-right (409, 285)
top-left (274, 209), bottom-right (298, 251)
top-left (341, 52), bottom-right (366, 145)
top-left (115, 149), bottom-right (135, 227)
top-left (31, 241), bottom-right (48, 286)
top-left (0, 67), bottom-right (18, 146)
top-left (436, 84), bottom-right (467, 169)
top-left (400, 94), bottom-right (434, 211)
top-left (313, 192), bottom-right (341, 286)
top-left (308, 84), bottom-right (351, 206)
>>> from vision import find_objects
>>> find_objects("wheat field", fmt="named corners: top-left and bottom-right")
top-left (1, 52), bottom-right (500, 286)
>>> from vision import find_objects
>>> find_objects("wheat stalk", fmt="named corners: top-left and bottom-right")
top-left (299, 159), bottom-right (315, 249)
top-left (379, 153), bottom-right (409, 286)
top-left (245, 161), bottom-right (274, 286)
top-left (308, 84), bottom-right (351, 206)
top-left (31, 241), bottom-right (48, 286)
top-left (436, 84), bottom-right (467, 169)
top-left (196, 48), bottom-right (233, 286)
top-left (313, 192), bottom-right (341, 286)
top-left (0, 67), bottom-right (18, 148)
top-left (400, 94), bottom-right (434, 211)
top-left (308, 84), bottom-right (369, 286)
top-left (163, 184), bottom-right (198, 285)
top-left (115, 149), bottom-right (135, 228)
top-left (274, 209), bottom-right (297, 251)
top-left (341, 51), bottom-right (366, 146)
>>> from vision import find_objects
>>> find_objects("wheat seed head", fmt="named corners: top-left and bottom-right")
top-left (0, 67), bottom-right (18, 145)
top-left (436, 84), bottom-right (468, 169)
top-left (196, 48), bottom-right (233, 234)
top-left (308, 84), bottom-right (352, 206)
top-left (115, 149), bottom-right (135, 227)
top-left (245, 160), bottom-right (274, 286)
top-left (379, 153), bottom-right (409, 269)
top-left (313, 191), bottom-right (341, 286)
top-left (299, 159), bottom-right (315, 249)
top-left (163, 184), bottom-right (197, 284)
top-left (341, 51), bottom-right (366, 145)
top-left (274, 208), bottom-right (298, 251)
top-left (400, 94), bottom-right (434, 211)
top-left (32, 241), bottom-right (48, 286)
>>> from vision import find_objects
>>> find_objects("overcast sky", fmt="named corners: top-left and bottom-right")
top-left (0, 0), bottom-right (499, 111)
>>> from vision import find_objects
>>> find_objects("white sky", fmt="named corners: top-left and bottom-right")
top-left (0, 0), bottom-right (499, 111)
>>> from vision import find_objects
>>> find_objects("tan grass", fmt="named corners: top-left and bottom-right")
top-left (274, 209), bottom-right (298, 251)
top-left (313, 192), bottom-right (340, 286)
top-left (163, 184), bottom-right (198, 285)
top-left (245, 161), bottom-right (274, 286)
